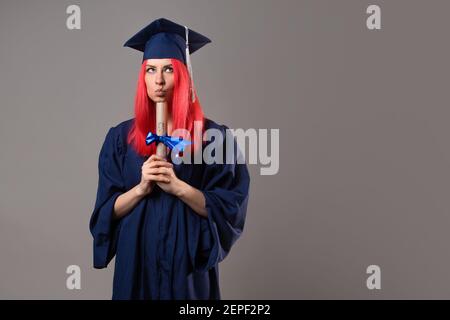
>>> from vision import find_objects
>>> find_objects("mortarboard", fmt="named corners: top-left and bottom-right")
top-left (123, 18), bottom-right (211, 103)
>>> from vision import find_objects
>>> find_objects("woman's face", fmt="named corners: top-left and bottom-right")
top-left (145, 58), bottom-right (174, 103)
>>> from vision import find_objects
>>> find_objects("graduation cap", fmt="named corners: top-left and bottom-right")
top-left (123, 18), bottom-right (211, 103)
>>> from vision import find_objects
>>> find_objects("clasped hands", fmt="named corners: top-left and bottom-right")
top-left (136, 154), bottom-right (186, 197)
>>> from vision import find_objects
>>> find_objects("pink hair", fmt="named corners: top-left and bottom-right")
top-left (127, 58), bottom-right (205, 157)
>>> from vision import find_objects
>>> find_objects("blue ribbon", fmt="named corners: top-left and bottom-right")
top-left (145, 131), bottom-right (192, 152)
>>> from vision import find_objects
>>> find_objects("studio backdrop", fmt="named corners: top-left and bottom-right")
top-left (1, 0), bottom-right (450, 299)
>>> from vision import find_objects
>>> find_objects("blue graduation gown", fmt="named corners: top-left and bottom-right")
top-left (89, 118), bottom-right (250, 299)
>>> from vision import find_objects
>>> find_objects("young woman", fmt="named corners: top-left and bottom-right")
top-left (89, 18), bottom-right (250, 300)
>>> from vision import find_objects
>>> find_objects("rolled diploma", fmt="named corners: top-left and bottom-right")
top-left (155, 101), bottom-right (168, 158)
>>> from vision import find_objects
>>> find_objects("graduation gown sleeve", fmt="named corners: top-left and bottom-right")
top-left (89, 127), bottom-right (126, 269)
top-left (188, 124), bottom-right (251, 273)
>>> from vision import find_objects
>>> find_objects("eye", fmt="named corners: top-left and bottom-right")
top-left (164, 66), bottom-right (174, 73)
top-left (146, 67), bottom-right (156, 74)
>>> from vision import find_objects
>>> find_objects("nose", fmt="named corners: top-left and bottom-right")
top-left (155, 70), bottom-right (165, 86)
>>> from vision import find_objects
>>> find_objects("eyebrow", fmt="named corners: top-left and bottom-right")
top-left (145, 64), bottom-right (173, 68)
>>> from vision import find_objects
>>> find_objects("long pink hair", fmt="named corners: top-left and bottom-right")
top-left (127, 58), bottom-right (205, 157)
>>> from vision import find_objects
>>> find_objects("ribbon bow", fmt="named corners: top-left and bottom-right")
top-left (145, 131), bottom-right (191, 153)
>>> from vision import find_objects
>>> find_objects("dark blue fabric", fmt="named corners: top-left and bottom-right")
top-left (123, 18), bottom-right (212, 63)
top-left (89, 118), bottom-right (250, 300)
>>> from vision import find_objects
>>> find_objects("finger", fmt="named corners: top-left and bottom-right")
top-left (157, 167), bottom-right (172, 175)
top-left (150, 154), bottom-right (167, 162)
top-left (147, 161), bottom-right (173, 169)
top-left (144, 167), bottom-right (173, 176)
top-left (156, 161), bottom-right (173, 168)
top-left (144, 174), bottom-right (169, 183)
top-left (144, 154), bottom-right (165, 164)
top-left (144, 155), bottom-right (155, 164)
top-left (143, 167), bottom-right (163, 175)
top-left (155, 173), bottom-right (171, 183)
top-left (142, 165), bottom-right (162, 174)
top-left (148, 174), bottom-right (171, 183)
top-left (142, 160), bottom-right (171, 171)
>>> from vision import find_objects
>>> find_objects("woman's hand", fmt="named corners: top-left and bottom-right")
top-left (136, 154), bottom-right (174, 196)
top-left (136, 153), bottom-right (206, 218)
top-left (155, 162), bottom-right (187, 197)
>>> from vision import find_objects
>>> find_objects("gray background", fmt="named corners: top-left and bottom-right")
top-left (1, 0), bottom-right (449, 299)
